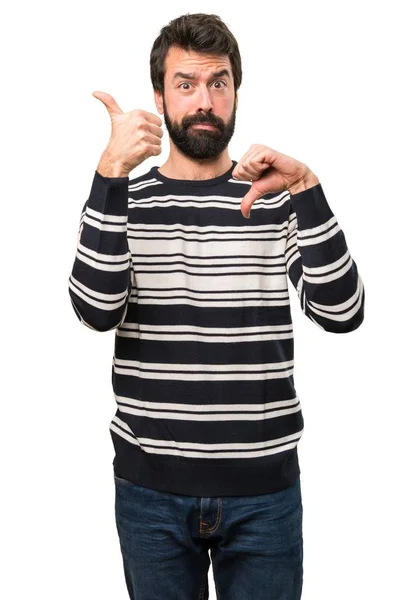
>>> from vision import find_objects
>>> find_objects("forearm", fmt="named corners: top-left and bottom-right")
top-left (286, 183), bottom-right (365, 333)
top-left (68, 170), bottom-right (132, 332)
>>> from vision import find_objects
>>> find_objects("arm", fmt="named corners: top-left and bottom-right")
top-left (68, 170), bottom-right (132, 332)
top-left (284, 182), bottom-right (365, 333)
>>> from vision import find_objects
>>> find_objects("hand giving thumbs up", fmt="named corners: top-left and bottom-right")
top-left (93, 91), bottom-right (163, 177)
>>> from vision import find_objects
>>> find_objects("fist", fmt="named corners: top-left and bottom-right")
top-left (93, 91), bottom-right (163, 175)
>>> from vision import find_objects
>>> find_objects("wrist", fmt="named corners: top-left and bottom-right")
top-left (289, 169), bottom-right (319, 195)
top-left (97, 152), bottom-right (130, 178)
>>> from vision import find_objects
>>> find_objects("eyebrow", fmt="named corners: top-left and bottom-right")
top-left (172, 68), bottom-right (231, 82)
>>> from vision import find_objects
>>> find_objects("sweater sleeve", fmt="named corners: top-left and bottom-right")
top-left (284, 182), bottom-right (365, 333)
top-left (68, 170), bottom-right (132, 332)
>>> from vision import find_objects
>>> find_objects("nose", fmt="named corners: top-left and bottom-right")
top-left (196, 84), bottom-right (213, 113)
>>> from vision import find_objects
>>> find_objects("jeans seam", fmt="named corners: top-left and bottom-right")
top-left (199, 570), bottom-right (208, 600)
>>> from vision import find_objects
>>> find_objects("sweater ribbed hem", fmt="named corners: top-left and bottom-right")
top-left (111, 431), bottom-right (301, 497)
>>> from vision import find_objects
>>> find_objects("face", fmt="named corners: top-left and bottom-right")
top-left (155, 46), bottom-right (238, 159)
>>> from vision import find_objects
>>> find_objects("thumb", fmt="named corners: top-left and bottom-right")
top-left (241, 184), bottom-right (263, 217)
top-left (92, 91), bottom-right (124, 118)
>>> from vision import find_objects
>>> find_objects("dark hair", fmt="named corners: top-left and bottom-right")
top-left (150, 13), bottom-right (242, 96)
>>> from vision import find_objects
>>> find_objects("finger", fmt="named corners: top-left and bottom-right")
top-left (232, 147), bottom-right (259, 178)
top-left (247, 148), bottom-right (272, 167)
top-left (239, 161), bottom-right (260, 179)
top-left (234, 163), bottom-right (256, 181)
top-left (245, 149), bottom-right (273, 178)
top-left (249, 148), bottom-right (273, 178)
top-left (235, 150), bottom-right (265, 180)
top-left (92, 91), bottom-right (124, 117)
top-left (146, 132), bottom-right (163, 147)
top-left (148, 144), bottom-right (162, 156)
top-left (142, 111), bottom-right (163, 128)
top-left (147, 121), bottom-right (164, 139)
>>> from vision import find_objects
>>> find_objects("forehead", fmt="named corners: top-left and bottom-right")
top-left (164, 46), bottom-right (232, 79)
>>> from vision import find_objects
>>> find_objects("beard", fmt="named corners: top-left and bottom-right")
top-left (162, 94), bottom-right (237, 160)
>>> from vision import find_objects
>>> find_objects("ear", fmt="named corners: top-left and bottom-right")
top-left (235, 92), bottom-right (238, 110)
top-left (154, 89), bottom-right (164, 115)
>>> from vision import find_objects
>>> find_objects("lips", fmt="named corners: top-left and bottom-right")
top-left (192, 123), bottom-right (218, 130)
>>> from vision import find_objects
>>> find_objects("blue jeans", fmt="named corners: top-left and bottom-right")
top-left (114, 474), bottom-right (303, 600)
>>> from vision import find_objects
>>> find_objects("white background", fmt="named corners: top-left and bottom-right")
top-left (2, 1), bottom-right (399, 598)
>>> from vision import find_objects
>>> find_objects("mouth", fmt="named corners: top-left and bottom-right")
top-left (191, 123), bottom-right (218, 130)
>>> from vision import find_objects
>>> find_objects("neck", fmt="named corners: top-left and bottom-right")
top-left (158, 149), bottom-right (232, 181)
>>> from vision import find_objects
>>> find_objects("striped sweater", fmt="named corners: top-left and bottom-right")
top-left (68, 159), bottom-right (365, 496)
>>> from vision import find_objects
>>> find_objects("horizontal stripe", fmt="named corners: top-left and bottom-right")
top-left (76, 241), bottom-right (130, 263)
top-left (308, 276), bottom-right (364, 312)
top-left (110, 415), bottom-right (304, 459)
top-left (83, 214), bottom-right (127, 232)
top-left (113, 358), bottom-right (294, 381)
top-left (115, 394), bottom-right (300, 412)
top-left (69, 278), bottom-right (129, 310)
top-left (117, 322), bottom-right (293, 342)
top-left (128, 190), bottom-right (290, 210)
top-left (307, 277), bottom-right (364, 322)
top-left (85, 205), bottom-right (128, 223)
top-left (75, 249), bottom-right (130, 272)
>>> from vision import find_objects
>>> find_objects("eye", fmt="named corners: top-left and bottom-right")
top-left (178, 81), bottom-right (227, 90)
top-left (213, 80), bottom-right (227, 88)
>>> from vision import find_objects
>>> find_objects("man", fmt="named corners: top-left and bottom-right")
top-left (68, 12), bottom-right (365, 600)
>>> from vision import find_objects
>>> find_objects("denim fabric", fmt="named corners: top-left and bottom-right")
top-left (114, 473), bottom-right (303, 599)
